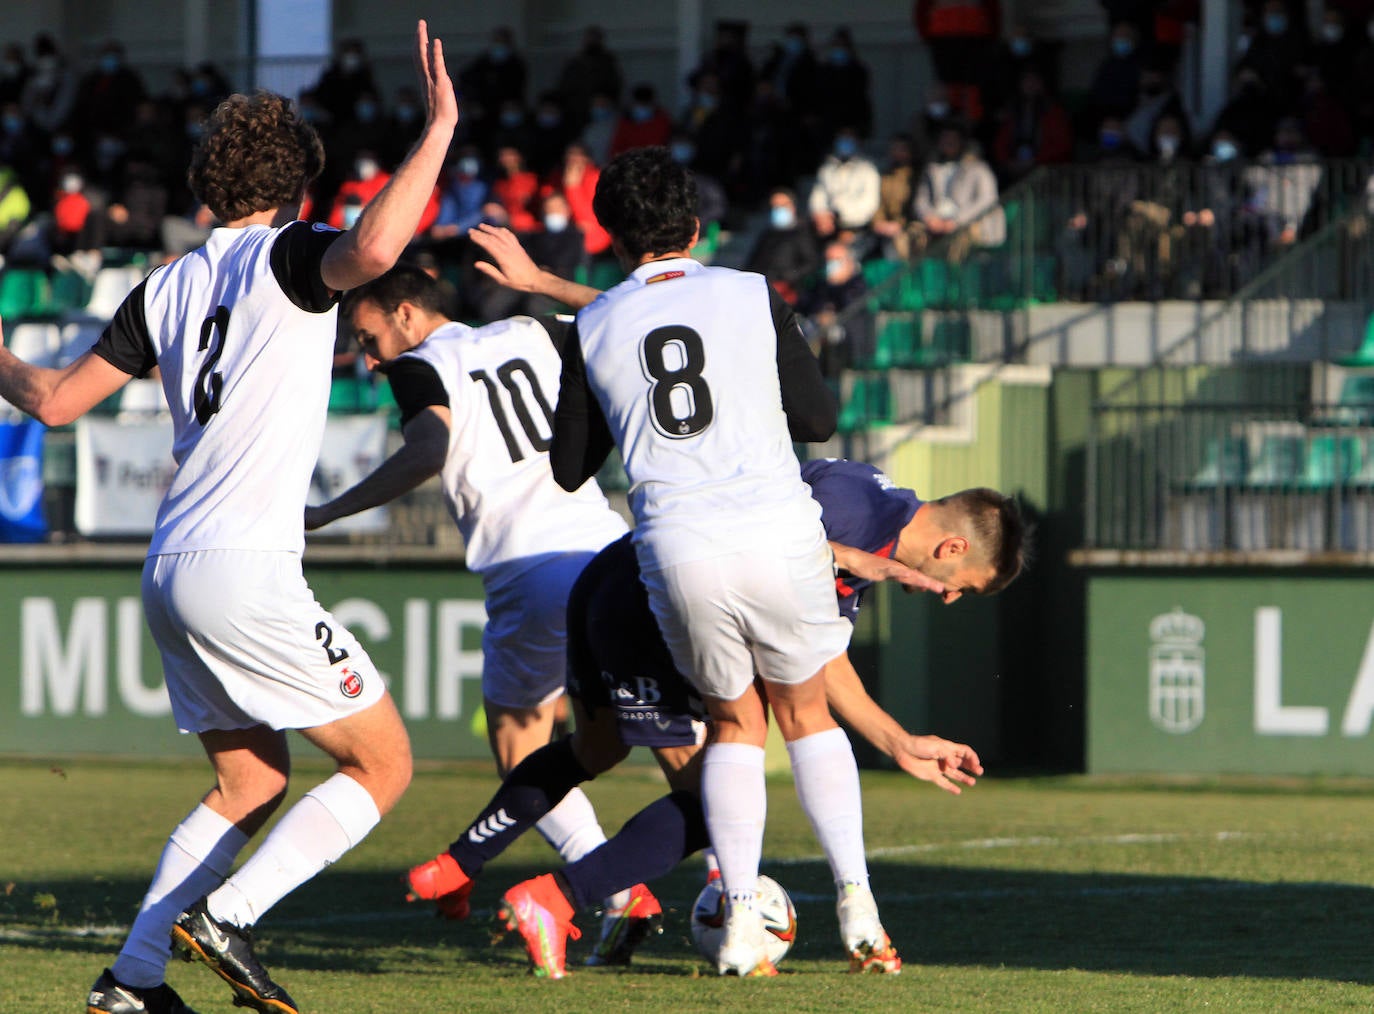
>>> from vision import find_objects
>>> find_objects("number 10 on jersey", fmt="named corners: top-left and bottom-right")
top-left (640, 325), bottom-right (714, 439)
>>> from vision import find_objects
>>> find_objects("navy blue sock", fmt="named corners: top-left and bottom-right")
top-left (447, 737), bottom-right (591, 875)
top-left (561, 790), bottom-right (709, 910)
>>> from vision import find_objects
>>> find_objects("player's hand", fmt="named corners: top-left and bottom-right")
top-left (304, 505), bottom-right (330, 531)
top-left (414, 20), bottom-right (458, 133)
top-left (829, 541), bottom-right (944, 595)
top-left (469, 224), bottom-right (543, 293)
top-left (891, 733), bottom-right (982, 795)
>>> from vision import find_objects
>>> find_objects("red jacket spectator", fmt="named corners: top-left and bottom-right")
top-left (543, 144), bottom-right (610, 254)
top-left (492, 146), bottom-right (541, 232)
top-left (328, 157), bottom-right (440, 234)
top-left (609, 84), bottom-right (673, 156)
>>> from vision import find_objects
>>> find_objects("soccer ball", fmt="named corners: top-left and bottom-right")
top-left (690, 874), bottom-right (798, 966)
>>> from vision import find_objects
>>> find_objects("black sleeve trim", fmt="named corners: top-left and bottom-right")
top-left (270, 221), bottom-right (343, 313)
top-left (534, 313), bottom-right (573, 356)
top-left (387, 356), bottom-right (449, 428)
top-left (90, 278), bottom-right (157, 378)
top-left (770, 283), bottom-right (837, 441)
top-left (550, 322), bottom-right (615, 490)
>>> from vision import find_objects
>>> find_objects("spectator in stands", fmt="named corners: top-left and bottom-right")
top-left (744, 186), bottom-right (822, 306)
top-left (460, 27), bottom-right (528, 145)
top-left (488, 98), bottom-right (534, 165)
top-left (579, 91), bottom-right (619, 165)
top-left (0, 101), bottom-right (41, 200)
top-left (799, 238), bottom-right (872, 377)
top-left (1181, 127), bottom-right (1250, 296)
top-left (557, 26), bottom-right (622, 130)
top-left (527, 92), bottom-right (575, 177)
top-left (687, 19), bottom-right (755, 108)
top-left (991, 65), bottom-right (1073, 184)
top-left (682, 70), bottom-right (747, 195)
top-left (159, 201), bottom-right (215, 262)
top-left (51, 168), bottom-right (102, 258)
top-left (1124, 62), bottom-right (1192, 161)
top-left (1089, 21), bottom-right (1146, 122)
top-left (1243, 116), bottom-right (1322, 249)
top-left (1238, 0), bottom-right (1311, 112)
top-left (816, 27), bottom-right (873, 141)
top-left (914, 0), bottom-right (1001, 128)
top-left (761, 22), bottom-right (824, 165)
top-left (312, 38), bottom-right (378, 127)
top-left (610, 83), bottom-right (673, 157)
top-left (522, 191), bottom-right (587, 314)
top-left (0, 44), bottom-right (29, 106)
top-left (544, 141), bottom-right (610, 256)
top-left (330, 89), bottom-right (396, 175)
top-left (431, 148), bottom-right (489, 242)
top-left (871, 133), bottom-right (920, 259)
top-left (492, 145), bottom-right (540, 233)
top-left (74, 40), bottom-right (146, 142)
top-left (808, 125), bottom-right (882, 247)
top-left (1120, 113), bottom-right (1192, 297)
top-left (741, 77), bottom-right (807, 203)
top-left (1298, 66), bottom-right (1356, 156)
top-left (381, 86), bottom-right (424, 167)
top-left (20, 34), bottom-right (76, 138)
top-left (329, 149), bottom-right (439, 237)
top-left (985, 21), bottom-right (1055, 119)
top-left (912, 120), bottom-right (1003, 260)
top-left (0, 164), bottom-right (32, 257)
top-left (124, 98), bottom-right (183, 204)
top-left (1058, 114), bottom-right (1141, 298)
top-left (668, 131), bottom-right (728, 230)
top-left (1212, 65), bottom-right (1279, 157)
top-left (457, 201), bottom-right (524, 323)
top-left (103, 154), bottom-right (168, 252)
top-left (1310, 6), bottom-right (1360, 100)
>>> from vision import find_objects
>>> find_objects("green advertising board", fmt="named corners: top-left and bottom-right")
top-left (1087, 570), bottom-right (1374, 775)
top-left (0, 557), bottom-right (493, 760)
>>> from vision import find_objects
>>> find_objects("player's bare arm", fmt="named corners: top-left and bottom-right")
top-left (305, 405), bottom-right (451, 530)
top-left (320, 20), bottom-right (457, 292)
top-left (468, 223), bottom-right (602, 310)
top-left (0, 316), bottom-right (132, 426)
top-left (829, 541), bottom-right (945, 595)
top-left (822, 652), bottom-right (981, 795)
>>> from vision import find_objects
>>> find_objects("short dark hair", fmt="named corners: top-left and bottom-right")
top-left (188, 91), bottom-right (323, 222)
top-left (937, 488), bottom-right (1030, 593)
top-left (592, 146), bottom-right (698, 262)
top-left (341, 262), bottom-right (451, 320)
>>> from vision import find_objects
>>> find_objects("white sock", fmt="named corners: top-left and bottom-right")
top-left (207, 773), bottom-right (380, 928)
top-left (534, 785), bottom-right (607, 864)
top-left (702, 742), bottom-right (766, 900)
top-left (787, 727), bottom-right (869, 889)
top-left (703, 847), bottom-right (720, 879)
top-left (112, 804), bottom-right (248, 989)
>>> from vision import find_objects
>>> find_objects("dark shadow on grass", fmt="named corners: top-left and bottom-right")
top-left (7, 859), bottom-right (1374, 985)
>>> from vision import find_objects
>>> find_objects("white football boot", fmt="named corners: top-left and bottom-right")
top-left (836, 882), bottom-right (902, 974)
top-left (717, 890), bottom-right (777, 977)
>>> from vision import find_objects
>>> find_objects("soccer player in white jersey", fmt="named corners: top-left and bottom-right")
top-left (548, 145), bottom-right (880, 976)
top-left (302, 242), bottom-right (660, 953)
top-left (0, 21), bottom-right (455, 1014)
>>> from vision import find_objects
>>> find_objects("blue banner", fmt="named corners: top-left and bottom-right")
top-left (0, 418), bottom-right (46, 542)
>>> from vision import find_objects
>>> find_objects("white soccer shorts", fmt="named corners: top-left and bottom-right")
top-left (142, 550), bottom-right (385, 733)
top-left (480, 550), bottom-right (598, 710)
top-left (638, 534), bottom-right (852, 703)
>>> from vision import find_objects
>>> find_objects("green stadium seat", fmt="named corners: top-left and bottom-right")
top-left (691, 220), bottom-right (721, 261)
top-left (1338, 314), bottom-right (1374, 367)
top-left (862, 258), bottom-right (904, 311)
top-left (867, 312), bottom-right (922, 369)
top-left (1245, 434), bottom-right (1305, 487)
top-left (837, 374), bottom-right (892, 432)
top-left (1185, 436), bottom-right (1249, 489)
top-left (328, 375), bottom-right (368, 413)
top-left (1298, 435), bottom-right (1363, 488)
top-left (0, 268), bottom-right (50, 319)
top-left (1335, 374), bottom-right (1374, 426)
top-left (48, 269), bottom-right (91, 314)
top-left (908, 314), bottom-right (971, 367)
top-left (586, 260), bottom-right (625, 292)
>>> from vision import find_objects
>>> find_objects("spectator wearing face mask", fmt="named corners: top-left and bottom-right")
top-left (542, 142), bottom-right (610, 255)
top-left (1211, 65), bottom-right (1278, 158)
top-left (816, 27), bottom-right (873, 141)
top-left (1238, 0), bottom-right (1312, 110)
top-left (579, 91), bottom-right (619, 165)
top-left (312, 38), bottom-right (378, 126)
top-left (808, 126), bottom-right (881, 244)
top-left (382, 86), bottom-right (424, 166)
top-left (912, 120), bottom-right (1003, 261)
top-left (1058, 115), bottom-right (1140, 299)
top-left (74, 40), bottom-right (146, 141)
top-left (1118, 113), bottom-right (1193, 297)
top-left (1181, 128), bottom-right (1251, 295)
top-left (557, 26), bottom-right (623, 130)
top-left (328, 88), bottom-right (392, 178)
top-left (669, 132), bottom-right (728, 231)
top-left (0, 100), bottom-right (39, 191)
top-left (871, 133), bottom-right (921, 259)
top-left (991, 66), bottom-right (1073, 184)
top-left (0, 43), bottom-right (29, 106)
top-left (799, 239), bottom-right (873, 377)
top-left (329, 150), bottom-right (439, 236)
top-left (1089, 21), bottom-right (1145, 122)
top-left (1124, 62), bottom-right (1192, 160)
top-left (744, 187), bottom-right (822, 306)
top-left (522, 191), bottom-right (588, 314)
top-left (20, 34), bottom-right (77, 137)
top-left (681, 71), bottom-right (747, 191)
top-left (431, 149), bottom-right (490, 240)
top-left (460, 27), bottom-right (528, 142)
top-left (610, 83), bottom-right (673, 157)
top-left (913, 0), bottom-right (1001, 128)
top-left (526, 93), bottom-right (574, 177)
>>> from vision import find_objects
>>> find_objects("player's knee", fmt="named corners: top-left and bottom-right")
top-left (571, 726), bottom-right (630, 775)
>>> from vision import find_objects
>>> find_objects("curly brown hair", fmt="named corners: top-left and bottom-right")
top-left (187, 91), bottom-right (324, 223)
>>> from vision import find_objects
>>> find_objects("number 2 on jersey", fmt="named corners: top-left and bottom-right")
top-left (641, 325), bottom-right (714, 438)
top-left (470, 358), bottom-right (556, 463)
top-left (193, 305), bottom-right (230, 424)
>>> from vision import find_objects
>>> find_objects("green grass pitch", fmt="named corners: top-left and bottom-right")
top-left (4, 756), bottom-right (1374, 1012)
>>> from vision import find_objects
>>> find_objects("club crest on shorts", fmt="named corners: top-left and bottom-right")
top-left (339, 668), bottom-right (364, 699)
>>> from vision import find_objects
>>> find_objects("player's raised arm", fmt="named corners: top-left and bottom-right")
top-left (320, 20), bottom-right (458, 292)
top-left (822, 651), bottom-right (981, 795)
top-left (468, 224), bottom-right (602, 310)
top-left (0, 314), bottom-right (135, 427)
